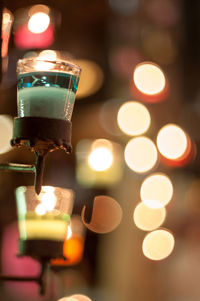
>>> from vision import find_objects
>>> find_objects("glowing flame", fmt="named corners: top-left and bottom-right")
top-left (38, 186), bottom-right (56, 211)
top-left (67, 225), bottom-right (72, 240)
top-left (35, 204), bottom-right (46, 216)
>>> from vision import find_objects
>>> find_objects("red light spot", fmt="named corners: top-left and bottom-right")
top-left (160, 136), bottom-right (196, 168)
top-left (14, 24), bottom-right (54, 49)
top-left (130, 78), bottom-right (169, 103)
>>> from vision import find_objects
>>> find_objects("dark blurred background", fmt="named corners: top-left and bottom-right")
top-left (0, 0), bottom-right (200, 300)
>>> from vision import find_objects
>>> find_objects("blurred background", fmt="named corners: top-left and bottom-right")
top-left (0, 0), bottom-right (200, 300)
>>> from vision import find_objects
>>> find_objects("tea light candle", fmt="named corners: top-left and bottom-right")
top-left (19, 219), bottom-right (68, 240)
top-left (17, 71), bottom-right (79, 121)
top-left (18, 86), bottom-right (75, 120)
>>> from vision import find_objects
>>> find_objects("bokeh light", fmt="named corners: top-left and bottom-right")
top-left (28, 4), bottom-right (50, 16)
top-left (88, 139), bottom-right (113, 171)
top-left (74, 59), bottom-right (104, 98)
top-left (28, 12), bottom-right (50, 34)
top-left (133, 202), bottom-right (166, 231)
top-left (140, 173), bottom-right (173, 208)
top-left (2, 8), bottom-right (13, 58)
top-left (0, 115), bottom-right (13, 155)
top-left (124, 137), bottom-right (158, 173)
top-left (58, 295), bottom-right (92, 301)
top-left (133, 62), bottom-right (166, 95)
top-left (76, 139), bottom-right (123, 187)
top-left (70, 295), bottom-right (92, 301)
top-left (117, 101), bottom-right (151, 136)
top-left (157, 124), bottom-right (188, 160)
top-left (82, 195), bottom-right (123, 234)
top-left (14, 23), bottom-right (54, 49)
top-left (160, 135), bottom-right (196, 167)
top-left (142, 229), bottom-right (175, 260)
top-left (38, 49), bottom-right (57, 60)
top-left (1, 223), bottom-right (41, 300)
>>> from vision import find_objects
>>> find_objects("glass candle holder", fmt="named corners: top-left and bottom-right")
top-left (17, 57), bottom-right (81, 121)
top-left (15, 186), bottom-right (74, 259)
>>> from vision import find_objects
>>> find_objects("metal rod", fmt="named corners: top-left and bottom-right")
top-left (34, 153), bottom-right (46, 195)
top-left (38, 261), bottom-right (48, 295)
top-left (0, 163), bottom-right (35, 173)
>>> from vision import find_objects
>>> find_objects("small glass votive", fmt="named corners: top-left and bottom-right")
top-left (17, 57), bottom-right (81, 121)
top-left (15, 186), bottom-right (74, 259)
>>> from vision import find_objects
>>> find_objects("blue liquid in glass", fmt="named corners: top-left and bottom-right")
top-left (17, 71), bottom-right (79, 120)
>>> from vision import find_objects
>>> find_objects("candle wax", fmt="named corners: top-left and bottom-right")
top-left (17, 71), bottom-right (79, 121)
top-left (19, 219), bottom-right (68, 240)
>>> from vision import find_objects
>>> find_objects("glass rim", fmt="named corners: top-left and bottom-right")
top-left (15, 185), bottom-right (74, 194)
top-left (17, 57), bottom-right (81, 76)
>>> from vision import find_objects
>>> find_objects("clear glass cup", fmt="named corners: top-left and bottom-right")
top-left (16, 186), bottom-right (74, 242)
top-left (17, 57), bottom-right (81, 121)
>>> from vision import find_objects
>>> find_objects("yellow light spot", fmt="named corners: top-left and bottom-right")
top-left (140, 173), bottom-right (173, 208)
top-left (35, 204), bottom-right (46, 216)
top-left (124, 136), bottom-right (158, 173)
top-left (0, 115), bottom-right (13, 154)
top-left (70, 295), bottom-right (92, 301)
top-left (117, 101), bottom-right (151, 136)
top-left (74, 59), bottom-right (104, 98)
top-left (88, 140), bottom-right (113, 171)
top-left (0, 115), bottom-right (13, 155)
top-left (133, 62), bottom-right (166, 95)
top-left (157, 123), bottom-right (188, 160)
top-left (142, 229), bottom-right (175, 260)
top-left (28, 12), bottom-right (50, 34)
top-left (3, 12), bottom-right (11, 25)
top-left (39, 50), bottom-right (57, 61)
top-left (41, 186), bottom-right (55, 193)
top-left (133, 202), bottom-right (166, 231)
